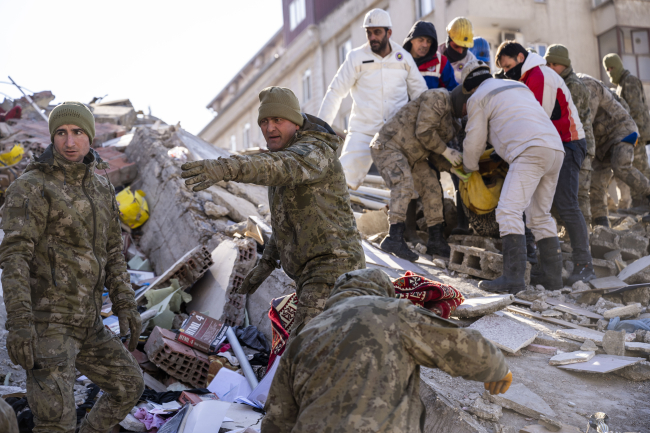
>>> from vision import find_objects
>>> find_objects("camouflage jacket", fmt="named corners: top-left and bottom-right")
top-left (374, 88), bottom-right (457, 166)
top-left (617, 70), bottom-right (650, 141)
top-left (219, 114), bottom-right (365, 288)
top-left (562, 67), bottom-right (594, 158)
top-left (579, 73), bottom-right (639, 161)
top-left (262, 268), bottom-right (508, 433)
top-left (0, 145), bottom-right (135, 329)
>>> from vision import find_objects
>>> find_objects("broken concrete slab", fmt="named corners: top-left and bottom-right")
top-left (246, 268), bottom-right (296, 343)
top-left (618, 230), bottom-right (649, 261)
top-left (548, 351), bottom-right (595, 365)
top-left (420, 375), bottom-right (488, 433)
top-left (452, 294), bottom-right (514, 319)
top-left (355, 209), bottom-right (389, 238)
top-left (592, 258), bottom-right (618, 278)
top-left (362, 240), bottom-right (429, 275)
top-left (613, 360), bottom-right (650, 381)
top-left (485, 383), bottom-right (556, 419)
top-left (580, 340), bottom-right (598, 351)
top-left (208, 186), bottom-right (262, 223)
top-left (556, 328), bottom-right (608, 344)
top-left (526, 344), bottom-right (557, 355)
top-left (449, 245), bottom-right (531, 284)
top-left (557, 354), bottom-right (644, 373)
top-left (544, 298), bottom-right (603, 320)
top-left (225, 181), bottom-right (270, 210)
top-left (519, 424), bottom-right (582, 433)
top-left (447, 235), bottom-right (502, 253)
top-left (468, 314), bottom-right (538, 353)
top-left (220, 403), bottom-right (265, 431)
top-left (617, 255), bottom-right (650, 284)
top-left (603, 330), bottom-right (626, 356)
top-left (589, 276), bottom-right (626, 291)
top-left (467, 398), bottom-right (502, 422)
top-left (531, 300), bottom-right (549, 312)
top-left (625, 342), bottom-right (650, 353)
top-left (538, 415), bottom-right (563, 432)
top-left (603, 303), bottom-right (642, 319)
top-left (91, 104), bottom-right (136, 129)
top-left (541, 310), bottom-right (563, 317)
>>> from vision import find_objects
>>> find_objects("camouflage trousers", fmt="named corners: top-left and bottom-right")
top-left (590, 142), bottom-right (650, 219)
top-left (578, 161), bottom-right (592, 225)
top-left (288, 281), bottom-right (333, 344)
top-left (27, 322), bottom-right (144, 433)
top-left (633, 140), bottom-right (650, 179)
top-left (370, 143), bottom-right (444, 227)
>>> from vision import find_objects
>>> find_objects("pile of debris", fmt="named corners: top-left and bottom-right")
top-left (1, 90), bottom-right (650, 432)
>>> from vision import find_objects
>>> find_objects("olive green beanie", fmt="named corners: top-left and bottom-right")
top-left (603, 53), bottom-right (624, 85)
top-left (545, 44), bottom-right (571, 68)
top-left (257, 87), bottom-right (304, 127)
top-left (48, 101), bottom-right (96, 143)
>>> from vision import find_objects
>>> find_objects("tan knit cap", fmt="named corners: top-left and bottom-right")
top-left (257, 87), bottom-right (304, 127)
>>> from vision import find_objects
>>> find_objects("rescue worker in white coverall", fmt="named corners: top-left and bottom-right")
top-left (457, 61), bottom-right (566, 295)
top-left (318, 8), bottom-right (428, 190)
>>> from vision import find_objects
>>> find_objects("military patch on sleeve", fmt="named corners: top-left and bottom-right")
top-left (2, 195), bottom-right (27, 230)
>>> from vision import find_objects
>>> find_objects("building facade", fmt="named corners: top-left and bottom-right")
top-left (199, 0), bottom-right (650, 152)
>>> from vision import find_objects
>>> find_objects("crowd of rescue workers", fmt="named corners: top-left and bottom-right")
top-left (1, 8), bottom-right (649, 433)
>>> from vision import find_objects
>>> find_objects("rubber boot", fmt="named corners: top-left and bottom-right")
top-left (524, 226), bottom-right (538, 265)
top-left (565, 262), bottom-right (596, 286)
top-left (530, 237), bottom-right (564, 291)
top-left (451, 190), bottom-right (470, 235)
top-left (426, 223), bottom-right (451, 258)
top-left (380, 222), bottom-right (419, 262)
top-left (593, 216), bottom-right (609, 227)
top-left (404, 199), bottom-right (424, 244)
top-left (478, 234), bottom-right (527, 295)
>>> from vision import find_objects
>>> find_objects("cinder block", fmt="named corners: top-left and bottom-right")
top-left (590, 226), bottom-right (620, 259)
top-left (448, 245), bottom-right (531, 284)
top-left (618, 231), bottom-right (649, 261)
top-left (144, 326), bottom-right (209, 388)
top-left (592, 258), bottom-right (618, 278)
top-left (448, 235), bottom-right (502, 253)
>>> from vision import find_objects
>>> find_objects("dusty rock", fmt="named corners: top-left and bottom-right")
top-left (355, 209), bottom-right (389, 237)
top-left (572, 280), bottom-right (590, 292)
top-left (635, 329), bottom-right (647, 342)
top-left (468, 398), bottom-right (502, 422)
top-left (517, 289), bottom-right (545, 302)
top-left (549, 351), bottom-right (594, 366)
top-left (452, 295), bottom-right (514, 319)
top-left (541, 310), bottom-right (563, 317)
top-left (485, 383), bottom-right (556, 419)
top-left (602, 330), bottom-right (626, 356)
top-left (596, 318), bottom-right (609, 332)
top-left (433, 258), bottom-right (447, 269)
top-left (614, 360), bottom-right (650, 381)
top-left (539, 415), bottom-right (563, 432)
top-left (531, 299), bottom-right (549, 312)
top-left (603, 303), bottom-right (642, 319)
top-left (225, 181), bottom-right (270, 209)
top-left (415, 243), bottom-right (427, 255)
top-left (580, 339), bottom-right (598, 351)
top-left (209, 186), bottom-right (262, 223)
top-left (204, 201), bottom-right (229, 218)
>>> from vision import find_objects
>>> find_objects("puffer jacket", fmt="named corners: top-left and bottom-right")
top-left (578, 73), bottom-right (639, 161)
top-left (0, 145), bottom-right (135, 328)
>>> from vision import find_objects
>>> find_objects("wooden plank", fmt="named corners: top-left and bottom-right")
top-left (545, 298), bottom-right (603, 320)
top-left (505, 306), bottom-right (593, 331)
top-left (513, 298), bottom-right (533, 307)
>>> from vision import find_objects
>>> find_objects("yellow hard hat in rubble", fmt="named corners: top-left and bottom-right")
top-left (447, 17), bottom-right (474, 48)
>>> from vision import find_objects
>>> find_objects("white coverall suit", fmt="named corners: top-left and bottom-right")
top-left (318, 39), bottom-right (428, 190)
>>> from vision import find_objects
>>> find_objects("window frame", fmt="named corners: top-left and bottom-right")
top-left (417, 0), bottom-right (434, 19)
top-left (230, 134), bottom-right (237, 152)
top-left (598, 26), bottom-right (650, 83)
top-left (302, 69), bottom-right (312, 104)
top-left (289, 0), bottom-right (306, 31)
top-left (243, 123), bottom-right (251, 149)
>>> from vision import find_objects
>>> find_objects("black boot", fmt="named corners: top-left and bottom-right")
top-left (451, 190), bottom-right (470, 235)
top-left (380, 222), bottom-right (419, 262)
top-left (565, 262), bottom-right (596, 286)
top-left (404, 199), bottom-right (423, 244)
top-left (593, 216), bottom-right (609, 227)
top-left (426, 223), bottom-right (451, 258)
top-left (524, 226), bottom-right (538, 265)
top-left (478, 234), bottom-right (527, 295)
top-left (530, 237), bottom-right (564, 291)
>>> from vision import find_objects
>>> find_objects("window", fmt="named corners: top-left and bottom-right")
top-left (230, 135), bottom-right (237, 152)
top-left (418, 0), bottom-right (434, 18)
top-left (528, 43), bottom-right (547, 58)
top-left (302, 69), bottom-right (312, 103)
top-left (289, 0), bottom-right (306, 31)
top-left (598, 27), bottom-right (650, 83)
top-left (243, 123), bottom-right (251, 148)
top-left (339, 39), bottom-right (352, 65)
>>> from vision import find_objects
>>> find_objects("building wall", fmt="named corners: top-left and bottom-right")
top-left (201, 0), bottom-right (650, 151)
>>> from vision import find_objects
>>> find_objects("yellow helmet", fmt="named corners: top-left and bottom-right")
top-left (447, 17), bottom-right (474, 48)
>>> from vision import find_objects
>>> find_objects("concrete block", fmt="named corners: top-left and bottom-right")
top-left (556, 328), bottom-right (607, 344)
top-left (591, 258), bottom-right (618, 278)
top-left (580, 339), bottom-right (598, 351)
top-left (603, 303), bottom-right (642, 319)
top-left (246, 268), bottom-right (296, 343)
top-left (225, 181), bottom-right (270, 209)
top-left (449, 245), bottom-right (530, 284)
top-left (618, 231), bottom-right (649, 261)
top-left (602, 330), bottom-right (626, 356)
top-left (617, 255), bottom-right (650, 284)
top-left (625, 342), bottom-right (650, 353)
top-left (451, 294), bottom-right (514, 318)
top-left (355, 209), bottom-right (389, 237)
top-left (545, 298), bottom-right (603, 320)
top-left (531, 300), bottom-right (549, 312)
top-left (92, 104), bottom-right (136, 129)
top-left (420, 376), bottom-right (488, 433)
top-left (208, 185), bottom-right (262, 223)
top-left (485, 383), bottom-right (556, 419)
top-left (204, 202), bottom-right (229, 218)
top-left (613, 360), bottom-right (650, 381)
top-left (620, 287), bottom-right (650, 307)
top-left (468, 398), bottom-right (502, 422)
top-left (525, 344), bottom-right (557, 355)
top-left (548, 350), bottom-right (595, 365)
top-left (447, 235), bottom-right (502, 253)
top-left (519, 424), bottom-right (582, 433)
top-left (468, 314), bottom-right (538, 353)
top-left (590, 226), bottom-right (620, 259)
top-left (516, 289), bottom-right (545, 302)
top-left (589, 276), bottom-right (626, 291)
top-left (144, 326), bottom-right (209, 388)
top-left (538, 415), bottom-right (563, 432)
top-left (557, 354), bottom-right (644, 373)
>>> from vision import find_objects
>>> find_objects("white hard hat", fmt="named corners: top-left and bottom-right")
top-left (363, 8), bottom-right (392, 28)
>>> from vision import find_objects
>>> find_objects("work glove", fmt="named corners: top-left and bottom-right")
top-left (7, 322), bottom-right (36, 370)
top-left (442, 147), bottom-right (463, 167)
top-left (484, 370), bottom-right (512, 395)
top-left (451, 167), bottom-right (471, 183)
top-left (181, 160), bottom-right (225, 192)
top-left (236, 258), bottom-right (277, 296)
top-left (115, 307), bottom-right (142, 352)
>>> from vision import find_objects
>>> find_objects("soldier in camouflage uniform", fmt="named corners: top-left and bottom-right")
top-left (0, 102), bottom-right (144, 433)
top-left (544, 45), bottom-right (596, 284)
top-left (261, 268), bottom-right (511, 433)
top-left (182, 87), bottom-right (365, 336)
top-left (577, 73), bottom-right (646, 226)
top-left (370, 88), bottom-right (461, 262)
top-left (605, 54), bottom-right (650, 188)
